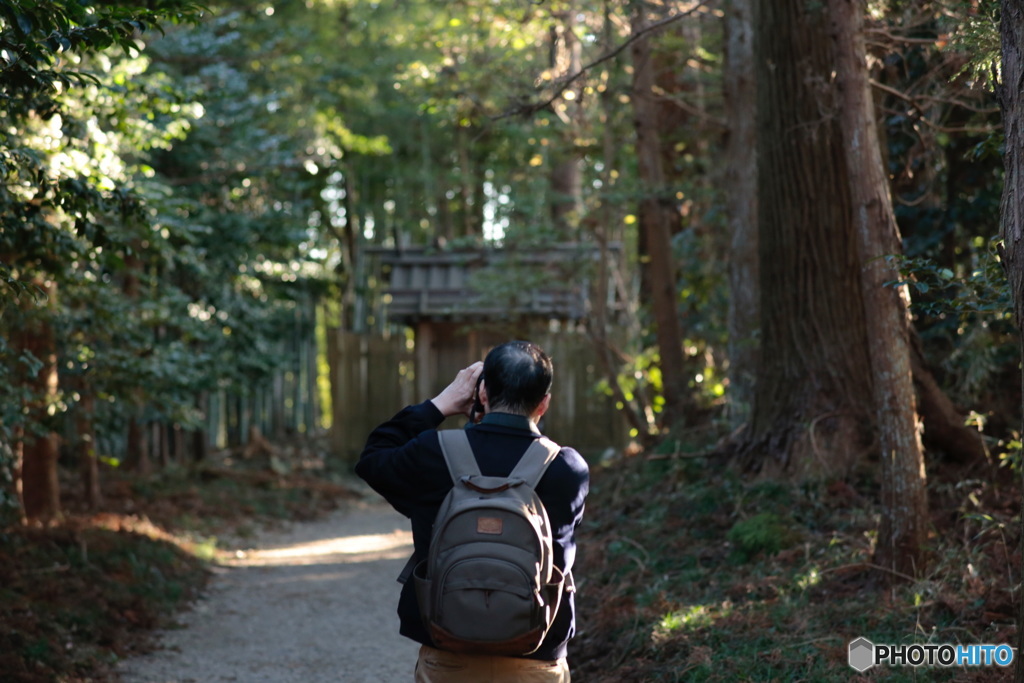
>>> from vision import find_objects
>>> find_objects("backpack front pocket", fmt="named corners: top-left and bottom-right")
top-left (435, 558), bottom-right (540, 641)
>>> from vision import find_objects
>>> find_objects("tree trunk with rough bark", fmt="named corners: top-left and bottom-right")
top-left (829, 0), bottom-right (928, 577)
top-left (744, 0), bottom-right (875, 478)
top-left (994, 1), bottom-right (1024, 679)
top-left (631, 6), bottom-right (687, 428)
top-left (723, 0), bottom-right (759, 430)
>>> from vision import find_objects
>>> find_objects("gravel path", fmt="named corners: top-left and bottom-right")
top-left (117, 500), bottom-right (420, 683)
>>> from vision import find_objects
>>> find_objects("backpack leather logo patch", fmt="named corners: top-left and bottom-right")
top-left (477, 516), bottom-right (503, 535)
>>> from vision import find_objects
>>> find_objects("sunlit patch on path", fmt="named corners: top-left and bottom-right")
top-left (118, 501), bottom-right (420, 683)
top-left (222, 528), bottom-right (413, 567)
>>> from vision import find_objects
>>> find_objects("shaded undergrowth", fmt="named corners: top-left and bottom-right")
top-left (0, 453), bottom-right (358, 683)
top-left (574, 445), bottom-right (1018, 682)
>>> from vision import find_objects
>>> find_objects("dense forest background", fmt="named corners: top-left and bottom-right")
top-left (3, 0), bottom-right (1024, 680)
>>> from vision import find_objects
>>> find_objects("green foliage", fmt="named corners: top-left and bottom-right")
top-left (0, 1), bottom-right (206, 266)
top-left (1, 1), bottom-right (342, 463)
top-left (0, 1), bottom-right (210, 436)
top-left (887, 240), bottom-right (1009, 319)
top-left (0, 437), bottom-right (17, 525)
top-left (888, 240), bottom-right (1018, 410)
top-left (0, 1), bottom-right (205, 113)
top-left (868, 0), bottom-right (1010, 435)
top-left (941, 0), bottom-right (1001, 83)
top-left (726, 512), bottom-right (798, 563)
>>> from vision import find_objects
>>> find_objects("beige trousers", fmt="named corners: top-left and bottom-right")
top-left (414, 645), bottom-right (571, 683)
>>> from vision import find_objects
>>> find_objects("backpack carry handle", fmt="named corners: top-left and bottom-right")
top-left (460, 476), bottom-right (525, 494)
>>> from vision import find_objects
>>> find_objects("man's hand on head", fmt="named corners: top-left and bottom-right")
top-left (430, 361), bottom-right (484, 419)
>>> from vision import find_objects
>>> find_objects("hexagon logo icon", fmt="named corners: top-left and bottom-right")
top-left (849, 637), bottom-right (875, 672)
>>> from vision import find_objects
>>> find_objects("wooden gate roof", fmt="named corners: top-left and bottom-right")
top-left (367, 243), bottom-right (620, 324)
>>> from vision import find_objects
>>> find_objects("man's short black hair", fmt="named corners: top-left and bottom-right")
top-left (482, 340), bottom-right (553, 416)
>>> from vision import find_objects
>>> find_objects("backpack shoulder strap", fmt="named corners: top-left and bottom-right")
top-left (437, 429), bottom-right (481, 483)
top-left (509, 436), bottom-right (560, 489)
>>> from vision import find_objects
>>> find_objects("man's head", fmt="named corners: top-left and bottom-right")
top-left (480, 341), bottom-right (552, 418)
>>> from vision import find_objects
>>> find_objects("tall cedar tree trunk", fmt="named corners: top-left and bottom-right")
top-left (723, 0), bottom-right (759, 429)
top-left (745, 0), bottom-right (875, 477)
top-left (830, 0), bottom-right (928, 576)
top-left (995, 1), bottom-right (1024, 679)
top-left (17, 279), bottom-right (62, 524)
top-left (630, 7), bottom-right (687, 427)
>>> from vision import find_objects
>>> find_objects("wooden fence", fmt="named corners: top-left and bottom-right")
top-left (87, 324), bottom-right (627, 468)
top-left (87, 302), bottom-right (322, 467)
top-left (205, 305), bottom-right (322, 449)
top-left (326, 329), bottom-right (629, 463)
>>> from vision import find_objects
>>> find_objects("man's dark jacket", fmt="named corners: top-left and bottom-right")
top-left (355, 400), bottom-right (590, 661)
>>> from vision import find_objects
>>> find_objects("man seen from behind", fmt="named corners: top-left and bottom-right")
top-left (356, 340), bottom-right (590, 682)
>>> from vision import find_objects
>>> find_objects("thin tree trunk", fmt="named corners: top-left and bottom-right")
top-left (549, 2), bottom-right (583, 237)
top-left (994, 0), bottom-right (1024, 678)
top-left (76, 389), bottom-right (102, 509)
top-left (581, 0), bottom-right (653, 442)
top-left (192, 392), bottom-right (210, 462)
top-left (171, 423), bottom-right (185, 464)
top-left (830, 0), bottom-right (928, 577)
top-left (17, 279), bottom-right (62, 524)
top-left (126, 416), bottom-right (151, 476)
top-left (723, 0), bottom-right (759, 430)
top-left (339, 164), bottom-right (360, 331)
top-left (631, 6), bottom-right (687, 428)
top-left (154, 422), bottom-right (169, 468)
top-left (456, 126), bottom-right (476, 238)
top-left (122, 249), bottom-right (151, 474)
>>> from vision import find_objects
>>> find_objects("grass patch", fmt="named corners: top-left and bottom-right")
top-left (573, 452), bottom-right (1017, 682)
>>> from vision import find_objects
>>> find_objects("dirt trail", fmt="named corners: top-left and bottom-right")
top-left (117, 500), bottom-right (420, 683)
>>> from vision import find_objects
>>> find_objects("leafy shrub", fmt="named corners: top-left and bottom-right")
top-left (727, 512), bottom-right (797, 562)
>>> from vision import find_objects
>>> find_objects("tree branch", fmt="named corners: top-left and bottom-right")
top-left (493, 3), bottom-right (708, 121)
top-left (872, 79), bottom-right (1002, 135)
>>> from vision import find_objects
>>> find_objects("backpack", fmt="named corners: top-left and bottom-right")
top-left (411, 429), bottom-right (566, 656)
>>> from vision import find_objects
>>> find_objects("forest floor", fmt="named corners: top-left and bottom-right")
top-left (571, 447), bottom-right (1019, 683)
top-left (1, 435), bottom-right (1021, 682)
